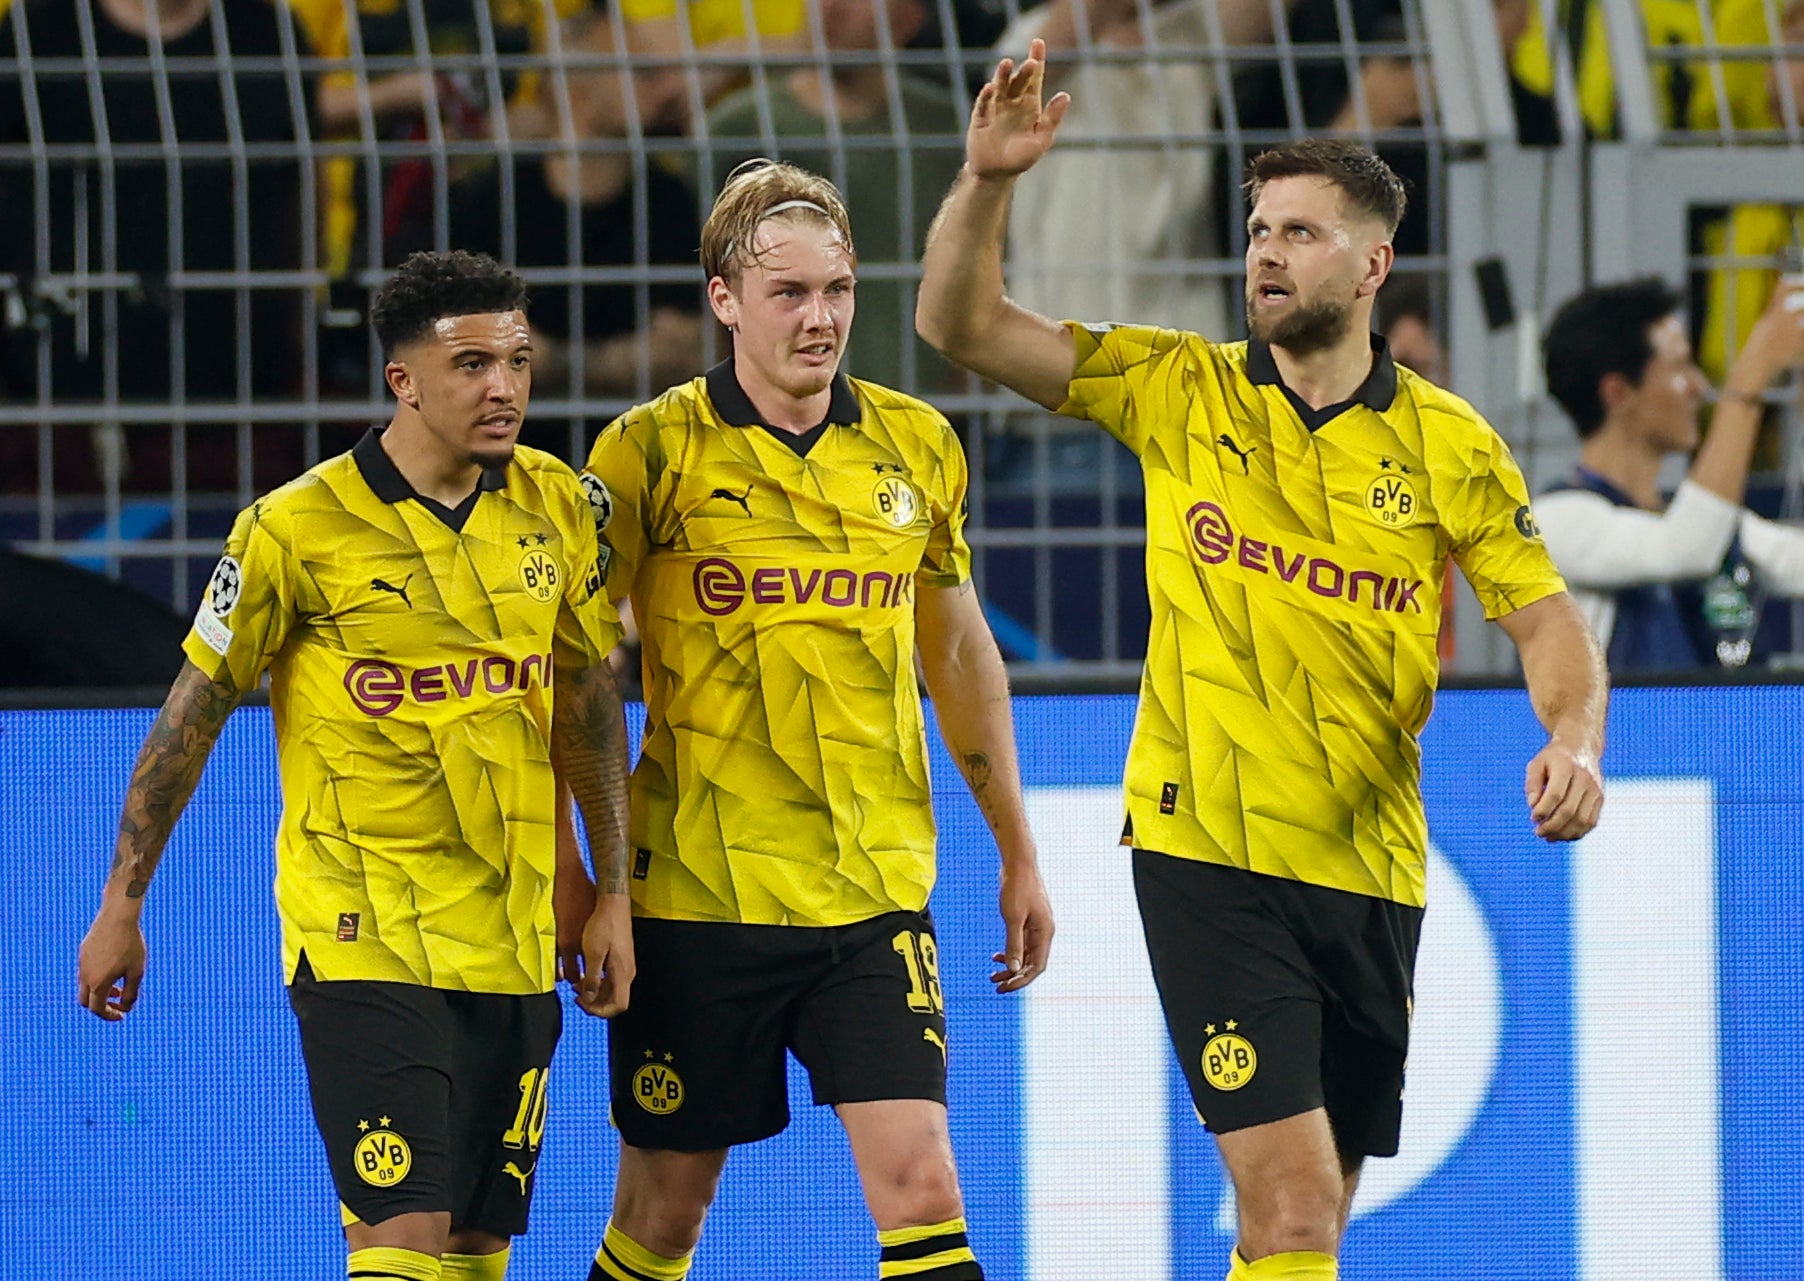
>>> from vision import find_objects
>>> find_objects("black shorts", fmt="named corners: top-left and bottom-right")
top-left (608, 910), bottom-right (949, 1152)
top-left (287, 954), bottom-right (562, 1235)
top-left (1132, 849), bottom-right (1423, 1158)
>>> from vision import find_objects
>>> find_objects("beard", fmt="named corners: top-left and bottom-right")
top-left (465, 440), bottom-right (517, 470)
top-left (1245, 291), bottom-right (1355, 355)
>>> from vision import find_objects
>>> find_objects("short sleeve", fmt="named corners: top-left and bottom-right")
top-left (1447, 430), bottom-right (1568, 620)
top-left (917, 416), bottom-right (972, 588)
top-left (1056, 321), bottom-right (1191, 457)
top-left (180, 501), bottom-right (301, 693)
top-left (552, 467), bottom-right (625, 671)
top-left (582, 409), bottom-right (659, 602)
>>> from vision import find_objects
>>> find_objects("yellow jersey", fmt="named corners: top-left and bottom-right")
top-left (182, 432), bottom-right (622, 993)
top-left (582, 361), bottom-right (971, 926)
top-left (1061, 325), bottom-right (1565, 906)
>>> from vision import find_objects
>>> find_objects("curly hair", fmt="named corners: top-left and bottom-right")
top-left (371, 250), bottom-right (529, 357)
top-left (700, 158), bottom-right (856, 286)
top-left (1243, 139), bottom-right (1409, 238)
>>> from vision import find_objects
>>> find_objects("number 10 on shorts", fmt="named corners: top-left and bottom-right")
top-left (892, 930), bottom-right (944, 1014)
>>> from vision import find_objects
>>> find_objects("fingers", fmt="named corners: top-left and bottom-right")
top-left (1524, 756), bottom-right (1549, 807)
top-left (1540, 774), bottom-right (1603, 841)
top-left (559, 946), bottom-right (584, 985)
top-left (77, 977), bottom-right (126, 1022)
top-left (119, 967), bottom-right (142, 1014)
top-left (1531, 765), bottom-right (1571, 824)
top-left (1044, 91), bottom-right (1072, 130)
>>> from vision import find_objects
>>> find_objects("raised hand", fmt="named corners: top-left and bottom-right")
top-left (966, 38), bottom-right (1072, 180)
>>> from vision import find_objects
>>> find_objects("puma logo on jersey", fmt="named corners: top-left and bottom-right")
top-left (371, 574), bottom-right (414, 608)
top-left (708, 485), bottom-right (753, 516)
top-left (923, 1027), bottom-right (947, 1063)
top-left (503, 1160), bottom-right (535, 1194)
top-left (1217, 434), bottom-right (1255, 474)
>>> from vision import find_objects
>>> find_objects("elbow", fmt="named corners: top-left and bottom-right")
top-left (914, 295), bottom-right (962, 356)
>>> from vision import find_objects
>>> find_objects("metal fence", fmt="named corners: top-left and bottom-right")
top-left (5, 0), bottom-right (1802, 680)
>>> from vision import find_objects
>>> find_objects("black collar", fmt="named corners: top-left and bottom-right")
top-left (1246, 333), bottom-right (1398, 432)
top-left (352, 428), bottom-right (507, 532)
top-left (704, 358), bottom-right (861, 457)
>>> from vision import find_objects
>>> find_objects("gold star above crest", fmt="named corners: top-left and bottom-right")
top-left (1204, 1024), bottom-right (1217, 1036)
top-left (1226, 1020), bottom-right (1239, 1031)
top-left (357, 1119), bottom-right (370, 1132)
top-left (663, 1052), bottom-right (674, 1062)
top-left (378, 1115), bottom-right (391, 1128)
top-left (643, 1049), bottom-right (655, 1059)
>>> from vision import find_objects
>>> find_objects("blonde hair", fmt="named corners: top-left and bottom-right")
top-left (700, 159), bottom-right (856, 285)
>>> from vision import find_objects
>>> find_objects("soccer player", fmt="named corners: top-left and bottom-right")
top-left (916, 43), bottom-right (1608, 1281)
top-left (575, 159), bottom-right (1053, 1281)
top-left (75, 251), bottom-right (633, 1281)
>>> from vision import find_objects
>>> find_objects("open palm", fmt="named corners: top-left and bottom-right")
top-left (967, 38), bottom-right (1072, 179)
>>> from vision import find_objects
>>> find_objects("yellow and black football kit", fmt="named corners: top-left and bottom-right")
top-left (583, 360), bottom-right (971, 928)
top-left (1062, 326), bottom-right (1564, 908)
top-left (1059, 326), bottom-right (1564, 1150)
top-left (583, 360), bottom-right (973, 1153)
top-left (183, 429), bottom-right (620, 1229)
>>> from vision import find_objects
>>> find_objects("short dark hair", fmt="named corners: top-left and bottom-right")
top-left (371, 250), bottom-right (529, 357)
top-left (1542, 277), bottom-right (1682, 438)
top-left (1243, 139), bottom-right (1408, 237)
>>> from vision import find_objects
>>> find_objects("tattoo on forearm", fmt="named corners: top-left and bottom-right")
top-left (111, 663), bottom-right (240, 898)
top-left (962, 750), bottom-right (1004, 826)
top-left (556, 663), bottom-right (632, 895)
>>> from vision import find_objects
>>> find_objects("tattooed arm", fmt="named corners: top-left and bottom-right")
top-left (554, 659), bottom-right (635, 1017)
top-left (77, 659), bottom-right (242, 1021)
top-left (916, 579), bottom-right (1054, 992)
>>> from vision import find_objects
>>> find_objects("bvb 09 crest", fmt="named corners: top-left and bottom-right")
top-left (353, 1121), bottom-right (412, 1187)
top-left (634, 1052), bottom-right (685, 1115)
top-left (1202, 1024), bottom-right (1257, 1092)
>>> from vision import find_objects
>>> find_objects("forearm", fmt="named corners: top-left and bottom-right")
top-left (918, 167), bottom-right (1018, 351)
top-left (922, 625), bottom-right (1037, 866)
top-left (104, 660), bottom-right (241, 910)
top-left (1518, 606), bottom-right (1608, 754)
top-left (554, 662), bottom-right (632, 894)
top-left (1688, 395), bottom-right (1765, 505)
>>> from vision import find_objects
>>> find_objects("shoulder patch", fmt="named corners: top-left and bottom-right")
top-left (580, 471), bottom-right (613, 535)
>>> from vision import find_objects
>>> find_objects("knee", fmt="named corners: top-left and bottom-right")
top-left (870, 1144), bottom-right (964, 1228)
top-left (1236, 1163), bottom-right (1343, 1255)
top-left (612, 1152), bottom-right (723, 1257)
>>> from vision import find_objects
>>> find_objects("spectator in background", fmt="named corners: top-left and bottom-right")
top-left (994, 0), bottom-right (1293, 338)
top-left (294, 0), bottom-right (591, 276)
top-left (0, 0), bottom-right (309, 493)
top-left (1539, 276), bottom-right (1804, 671)
top-left (621, 0), bottom-right (808, 103)
top-left (1492, 0), bottom-right (1560, 145)
top-left (1693, 0), bottom-right (1804, 384)
top-left (419, 9), bottom-right (704, 438)
top-left (1376, 273), bottom-right (1446, 386)
top-left (705, 0), bottom-right (963, 392)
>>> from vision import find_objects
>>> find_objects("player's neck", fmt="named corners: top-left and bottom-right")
top-left (732, 357), bottom-right (832, 435)
top-left (1579, 427), bottom-right (1667, 511)
top-left (1267, 330), bottom-right (1375, 411)
top-left (380, 416), bottom-right (488, 507)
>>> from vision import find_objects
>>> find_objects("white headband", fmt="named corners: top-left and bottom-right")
top-left (762, 199), bottom-right (830, 219)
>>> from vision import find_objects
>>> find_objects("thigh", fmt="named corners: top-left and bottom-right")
top-left (1132, 851), bottom-right (1326, 1135)
top-left (607, 918), bottom-right (807, 1151)
top-left (1306, 893), bottom-right (1424, 1159)
top-left (288, 957), bottom-right (455, 1227)
top-left (789, 910), bottom-right (948, 1108)
top-left (447, 990), bottom-right (563, 1238)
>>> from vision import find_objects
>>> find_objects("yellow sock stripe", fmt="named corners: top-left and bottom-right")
top-left (876, 1217), bottom-right (969, 1249)
top-left (878, 1246), bottom-right (980, 1278)
top-left (1237, 1249), bottom-right (1337, 1280)
top-left (595, 1222), bottom-right (693, 1281)
top-left (439, 1248), bottom-right (511, 1281)
top-left (347, 1246), bottom-right (442, 1281)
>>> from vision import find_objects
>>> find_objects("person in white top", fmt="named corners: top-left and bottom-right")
top-left (1537, 274), bottom-right (1804, 670)
top-left (993, 0), bottom-right (1295, 336)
